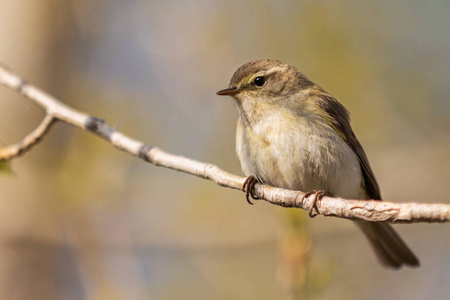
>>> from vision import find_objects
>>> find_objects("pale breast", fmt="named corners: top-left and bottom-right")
top-left (236, 112), bottom-right (364, 199)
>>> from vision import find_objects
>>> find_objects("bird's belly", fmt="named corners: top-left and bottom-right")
top-left (236, 118), bottom-right (363, 199)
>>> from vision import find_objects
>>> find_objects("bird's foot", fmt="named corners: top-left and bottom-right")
top-left (242, 176), bottom-right (259, 205)
top-left (303, 190), bottom-right (327, 218)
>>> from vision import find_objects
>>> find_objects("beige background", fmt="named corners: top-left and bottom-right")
top-left (0, 1), bottom-right (449, 299)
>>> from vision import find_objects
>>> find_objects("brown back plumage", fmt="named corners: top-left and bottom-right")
top-left (316, 92), bottom-right (419, 268)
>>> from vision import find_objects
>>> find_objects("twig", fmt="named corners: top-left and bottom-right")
top-left (0, 64), bottom-right (449, 223)
top-left (0, 114), bottom-right (55, 160)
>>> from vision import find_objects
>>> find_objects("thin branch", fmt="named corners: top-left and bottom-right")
top-left (0, 64), bottom-right (449, 223)
top-left (0, 114), bottom-right (55, 160)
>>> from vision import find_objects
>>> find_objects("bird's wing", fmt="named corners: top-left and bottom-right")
top-left (317, 94), bottom-right (382, 200)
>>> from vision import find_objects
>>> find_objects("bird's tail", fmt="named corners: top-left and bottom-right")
top-left (356, 220), bottom-right (419, 269)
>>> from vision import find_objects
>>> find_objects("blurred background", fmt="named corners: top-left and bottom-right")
top-left (0, 1), bottom-right (449, 299)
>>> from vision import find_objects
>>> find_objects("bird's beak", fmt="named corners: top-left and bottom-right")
top-left (216, 86), bottom-right (240, 96)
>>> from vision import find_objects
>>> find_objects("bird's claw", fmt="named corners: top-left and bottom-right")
top-left (303, 190), bottom-right (327, 218)
top-left (242, 176), bottom-right (259, 205)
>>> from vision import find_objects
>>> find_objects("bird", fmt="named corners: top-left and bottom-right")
top-left (216, 59), bottom-right (419, 268)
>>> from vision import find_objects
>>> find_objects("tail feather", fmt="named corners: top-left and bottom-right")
top-left (356, 221), bottom-right (419, 269)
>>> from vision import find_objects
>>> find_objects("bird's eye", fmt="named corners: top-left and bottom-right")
top-left (254, 76), bottom-right (265, 87)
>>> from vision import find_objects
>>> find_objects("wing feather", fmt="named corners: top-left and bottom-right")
top-left (316, 93), bottom-right (382, 200)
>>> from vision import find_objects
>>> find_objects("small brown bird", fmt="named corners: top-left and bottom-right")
top-left (217, 59), bottom-right (419, 268)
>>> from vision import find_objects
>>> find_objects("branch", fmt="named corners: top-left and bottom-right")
top-left (0, 114), bottom-right (55, 160)
top-left (1, 64), bottom-right (449, 223)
